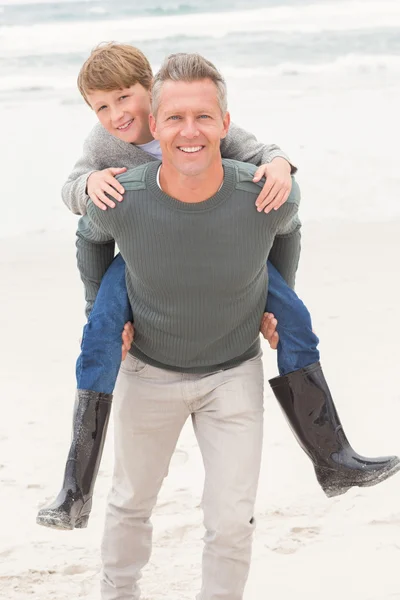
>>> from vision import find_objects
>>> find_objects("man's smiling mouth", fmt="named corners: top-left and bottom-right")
top-left (178, 146), bottom-right (204, 153)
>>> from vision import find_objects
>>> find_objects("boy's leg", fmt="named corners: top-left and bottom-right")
top-left (265, 260), bottom-right (400, 497)
top-left (266, 260), bottom-right (319, 376)
top-left (37, 253), bottom-right (132, 530)
top-left (77, 252), bottom-right (133, 394)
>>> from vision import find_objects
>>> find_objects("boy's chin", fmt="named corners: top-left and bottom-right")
top-left (114, 130), bottom-right (137, 144)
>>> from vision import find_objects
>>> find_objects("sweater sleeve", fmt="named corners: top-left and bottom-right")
top-left (267, 178), bottom-right (301, 289)
top-left (75, 208), bottom-right (115, 317)
top-left (62, 126), bottom-right (106, 216)
top-left (220, 122), bottom-right (297, 173)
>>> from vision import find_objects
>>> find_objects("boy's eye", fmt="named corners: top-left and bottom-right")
top-left (119, 95), bottom-right (129, 101)
top-left (97, 105), bottom-right (107, 112)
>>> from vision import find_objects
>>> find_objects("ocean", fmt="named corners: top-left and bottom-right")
top-left (1, 0), bottom-right (400, 237)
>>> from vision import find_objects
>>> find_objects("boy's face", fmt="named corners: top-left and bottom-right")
top-left (87, 83), bottom-right (153, 145)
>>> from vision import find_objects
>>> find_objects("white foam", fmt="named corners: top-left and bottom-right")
top-left (2, 0), bottom-right (400, 58)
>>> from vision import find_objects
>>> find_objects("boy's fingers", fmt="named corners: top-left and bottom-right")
top-left (265, 188), bottom-right (287, 213)
top-left (96, 190), bottom-right (116, 208)
top-left (252, 167), bottom-right (265, 182)
top-left (90, 194), bottom-right (108, 211)
top-left (106, 175), bottom-right (125, 196)
top-left (255, 180), bottom-right (275, 211)
top-left (110, 167), bottom-right (127, 176)
top-left (102, 182), bottom-right (123, 203)
top-left (261, 181), bottom-right (280, 212)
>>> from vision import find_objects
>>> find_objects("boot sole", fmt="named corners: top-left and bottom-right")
top-left (319, 459), bottom-right (400, 498)
top-left (36, 513), bottom-right (89, 530)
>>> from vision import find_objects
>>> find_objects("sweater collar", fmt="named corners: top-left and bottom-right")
top-left (146, 160), bottom-right (236, 213)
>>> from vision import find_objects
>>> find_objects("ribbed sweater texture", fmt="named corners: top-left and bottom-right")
top-left (76, 159), bottom-right (301, 374)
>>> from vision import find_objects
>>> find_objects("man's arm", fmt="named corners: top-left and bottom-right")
top-left (267, 178), bottom-right (301, 289)
top-left (76, 211), bottom-right (115, 317)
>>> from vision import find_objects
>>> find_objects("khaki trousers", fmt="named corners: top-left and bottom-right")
top-left (101, 351), bottom-right (264, 600)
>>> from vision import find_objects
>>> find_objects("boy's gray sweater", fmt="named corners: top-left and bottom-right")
top-left (62, 122), bottom-right (295, 215)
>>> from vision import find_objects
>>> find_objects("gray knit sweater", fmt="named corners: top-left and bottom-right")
top-left (63, 121), bottom-right (295, 215)
top-left (76, 159), bottom-right (301, 373)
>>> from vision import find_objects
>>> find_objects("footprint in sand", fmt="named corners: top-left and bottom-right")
top-left (266, 526), bottom-right (321, 555)
top-left (170, 448), bottom-right (189, 467)
top-left (63, 564), bottom-right (91, 575)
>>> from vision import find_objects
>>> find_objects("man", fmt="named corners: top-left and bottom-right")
top-left (76, 52), bottom-right (301, 599)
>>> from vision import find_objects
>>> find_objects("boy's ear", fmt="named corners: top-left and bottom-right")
top-left (149, 113), bottom-right (158, 139)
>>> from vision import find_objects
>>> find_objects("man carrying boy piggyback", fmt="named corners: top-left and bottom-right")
top-left (37, 43), bottom-right (400, 547)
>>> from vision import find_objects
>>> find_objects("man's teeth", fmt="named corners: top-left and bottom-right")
top-left (118, 119), bottom-right (133, 130)
top-left (179, 146), bottom-right (203, 153)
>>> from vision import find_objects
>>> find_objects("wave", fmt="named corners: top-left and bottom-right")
top-left (1, 54), bottom-right (400, 97)
top-left (2, 1), bottom-right (400, 59)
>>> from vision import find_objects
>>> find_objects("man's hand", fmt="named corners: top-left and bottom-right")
top-left (253, 157), bottom-right (292, 214)
top-left (122, 321), bottom-right (134, 361)
top-left (87, 167), bottom-right (127, 210)
top-left (260, 312), bottom-right (279, 349)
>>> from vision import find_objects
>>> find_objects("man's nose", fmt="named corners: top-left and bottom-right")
top-left (181, 118), bottom-right (200, 139)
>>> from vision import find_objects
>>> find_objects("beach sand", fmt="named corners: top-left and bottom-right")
top-left (1, 218), bottom-right (400, 600)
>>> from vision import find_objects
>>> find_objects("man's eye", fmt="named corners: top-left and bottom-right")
top-left (198, 115), bottom-right (210, 119)
top-left (168, 115), bottom-right (181, 121)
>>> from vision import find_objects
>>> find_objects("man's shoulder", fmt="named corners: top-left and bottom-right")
top-left (223, 159), bottom-right (263, 196)
top-left (115, 161), bottom-right (157, 191)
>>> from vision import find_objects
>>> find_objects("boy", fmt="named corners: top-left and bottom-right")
top-left (36, 44), bottom-right (400, 531)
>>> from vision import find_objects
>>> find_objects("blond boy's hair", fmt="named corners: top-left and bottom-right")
top-left (152, 53), bottom-right (228, 117)
top-left (77, 42), bottom-right (153, 106)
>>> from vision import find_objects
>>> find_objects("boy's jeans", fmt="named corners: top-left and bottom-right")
top-left (76, 254), bottom-right (320, 392)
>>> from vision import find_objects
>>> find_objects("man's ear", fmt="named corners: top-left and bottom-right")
top-left (220, 111), bottom-right (231, 140)
top-left (149, 113), bottom-right (158, 139)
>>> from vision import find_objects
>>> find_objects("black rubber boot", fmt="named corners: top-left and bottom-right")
top-left (269, 362), bottom-right (400, 497)
top-left (36, 390), bottom-right (112, 530)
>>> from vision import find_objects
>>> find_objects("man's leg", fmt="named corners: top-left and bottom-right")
top-left (265, 260), bottom-right (400, 497)
top-left (191, 354), bottom-right (264, 600)
top-left (37, 253), bottom-right (132, 530)
top-left (101, 356), bottom-right (190, 600)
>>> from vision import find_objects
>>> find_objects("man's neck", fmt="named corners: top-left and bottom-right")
top-left (159, 162), bottom-right (224, 204)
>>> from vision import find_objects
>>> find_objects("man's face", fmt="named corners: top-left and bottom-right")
top-left (149, 79), bottom-right (230, 177)
top-left (87, 83), bottom-right (153, 145)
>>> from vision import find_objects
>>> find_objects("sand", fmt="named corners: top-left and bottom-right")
top-left (1, 218), bottom-right (400, 599)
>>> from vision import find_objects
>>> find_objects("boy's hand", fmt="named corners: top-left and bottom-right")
top-left (122, 322), bottom-right (134, 361)
top-left (253, 158), bottom-right (292, 214)
top-left (260, 313), bottom-right (279, 349)
top-left (87, 167), bottom-right (127, 210)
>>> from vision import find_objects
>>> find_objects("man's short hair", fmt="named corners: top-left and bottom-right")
top-left (152, 53), bottom-right (228, 117)
top-left (77, 42), bottom-right (153, 106)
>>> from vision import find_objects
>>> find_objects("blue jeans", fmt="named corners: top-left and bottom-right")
top-left (76, 254), bottom-right (320, 393)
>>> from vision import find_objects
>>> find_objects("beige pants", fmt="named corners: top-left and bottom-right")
top-left (101, 351), bottom-right (264, 600)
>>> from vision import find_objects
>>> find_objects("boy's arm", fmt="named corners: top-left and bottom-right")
top-left (221, 122), bottom-right (297, 173)
top-left (267, 178), bottom-right (301, 289)
top-left (63, 133), bottom-right (100, 216)
top-left (76, 208), bottom-right (115, 317)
